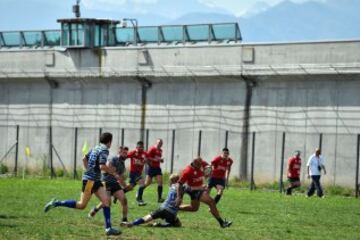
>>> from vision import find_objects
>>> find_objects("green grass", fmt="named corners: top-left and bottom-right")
top-left (0, 178), bottom-right (360, 240)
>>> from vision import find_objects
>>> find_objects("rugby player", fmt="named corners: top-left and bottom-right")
top-left (176, 157), bottom-right (232, 228)
top-left (286, 150), bottom-right (302, 195)
top-left (143, 139), bottom-right (165, 203)
top-left (208, 148), bottom-right (233, 204)
top-left (44, 132), bottom-right (121, 236)
top-left (88, 146), bottom-right (129, 223)
top-left (126, 141), bottom-right (148, 206)
top-left (122, 173), bottom-right (181, 228)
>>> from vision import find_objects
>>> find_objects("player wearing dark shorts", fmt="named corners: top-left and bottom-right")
top-left (176, 157), bottom-right (232, 228)
top-left (143, 139), bottom-right (165, 203)
top-left (122, 174), bottom-right (181, 228)
top-left (126, 141), bottom-right (148, 206)
top-left (208, 148), bottom-right (233, 204)
top-left (286, 150), bottom-right (302, 195)
top-left (44, 133), bottom-right (121, 236)
top-left (88, 146), bottom-right (129, 223)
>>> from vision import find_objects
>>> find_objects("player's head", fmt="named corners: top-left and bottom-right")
top-left (119, 146), bottom-right (129, 158)
top-left (192, 156), bottom-right (203, 169)
top-left (169, 173), bottom-right (179, 184)
top-left (136, 141), bottom-right (144, 151)
top-left (315, 148), bottom-right (321, 156)
top-left (222, 148), bottom-right (230, 158)
top-left (156, 138), bottom-right (163, 148)
top-left (294, 150), bottom-right (301, 157)
top-left (100, 132), bottom-right (113, 147)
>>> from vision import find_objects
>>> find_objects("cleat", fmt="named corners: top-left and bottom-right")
top-left (88, 207), bottom-right (97, 218)
top-left (137, 200), bottom-right (147, 206)
top-left (44, 198), bottom-right (57, 213)
top-left (105, 227), bottom-right (122, 236)
top-left (157, 198), bottom-right (165, 203)
top-left (221, 220), bottom-right (232, 228)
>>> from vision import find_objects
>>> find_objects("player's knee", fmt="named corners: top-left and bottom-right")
top-left (77, 202), bottom-right (87, 209)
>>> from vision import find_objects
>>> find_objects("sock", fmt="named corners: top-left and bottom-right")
top-left (286, 187), bottom-right (293, 195)
top-left (103, 207), bottom-right (112, 229)
top-left (137, 186), bottom-right (145, 201)
top-left (133, 218), bottom-right (145, 226)
top-left (95, 202), bottom-right (103, 212)
top-left (214, 194), bottom-right (222, 204)
top-left (157, 185), bottom-right (163, 200)
top-left (122, 217), bottom-right (128, 222)
top-left (55, 200), bottom-right (77, 208)
top-left (216, 217), bottom-right (224, 225)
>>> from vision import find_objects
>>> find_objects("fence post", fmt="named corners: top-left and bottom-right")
top-left (250, 132), bottom-right (256, 190)
top-left (356, 134), bottom-right (360, 198)
top-left (121, 128), bottom-right (125, 146)
top-left (73, 127), bottom-right (78, 179)
top-left (319, 133), bottom-right (323, 150)
top-left (99, 128), bottom-right (102, 140)
top-left (279, 132), bottom-right (286, 193)
top-left (225, 130), bottom-right (229, 148)
top-left (14, 125), bottom-right (19, 176)
top-left (197, 130), bottom-right (202, 156)
top-left (170, 129), bottom-right (175, 174)
top-left (49, 126), bottom-right (55, 178)
top-left (145, 129), bottom-right (149, 149)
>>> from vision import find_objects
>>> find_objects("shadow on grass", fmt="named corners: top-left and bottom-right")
top-left (0, 214), bottom-right (30, 219)
top-left (0, 223), bottom-right (17, 228)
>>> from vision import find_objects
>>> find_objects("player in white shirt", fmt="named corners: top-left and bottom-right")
top-left (306, 148), bottom-right (327, 198)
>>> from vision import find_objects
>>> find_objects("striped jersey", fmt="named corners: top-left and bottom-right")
top-left (160, 184), bottom-right (178, 215)
top-left (102, 155), bottom-right (126, 184)
top-left (83, 144), bottom-right (109, 181)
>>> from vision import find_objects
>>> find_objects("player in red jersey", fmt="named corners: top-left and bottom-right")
top-left (126, 141), bottom-right (148, 206)
top-left (286, 150), bottom-right (302, 195)
top-left (208, 148), bottom-right (233, 204)
top-left (143, 139), bottom-right (165, 203)
top-left (175, 157), bottom-right (232, 228)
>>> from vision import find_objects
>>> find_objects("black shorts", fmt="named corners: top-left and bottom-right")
top-left (151, 208), bottom-right (179, 225)
top-left (185, 188), bottom-right (204, 201)
top-left (104, 181), bottom-right (124, 195)
top-left (208, 178), bottom-right (226, 188)
top-left (82, 180), bottom-right (103, 194)
top-left (288, 177), bottom-right (300, 183)
top-left (147, 167), bottom-right (162, 178)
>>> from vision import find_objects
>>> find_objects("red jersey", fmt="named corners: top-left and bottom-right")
top-left (146, 146), bottom-right (162, 168)
top-left (127, 149), bottom-right (147, 173)
top-left (287, 156), bottom-right (301, 178)
top-left (179, 164), bottom-right (205, 187)
top-left (211, 155), bottom-right (233, 179)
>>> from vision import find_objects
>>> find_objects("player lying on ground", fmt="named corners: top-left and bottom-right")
top-left (176, 157), bottom-right (232, 228)
top-left (142, 139), bottom-right (165, 203)
top-left (44, 133), bottom-right (121, 236)
top-left (122, 173), bottom-right (182, 228)
top-left (208, 148), bottom-right (233, 204)
top-left (88, 146), bottom-right (129, 223)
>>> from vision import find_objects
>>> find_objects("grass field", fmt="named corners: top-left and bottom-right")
top-left (0, 178), bottom-right (360, 240)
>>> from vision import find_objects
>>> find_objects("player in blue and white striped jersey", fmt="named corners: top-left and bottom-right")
top-left (44, 132), bottom-right (122, 236)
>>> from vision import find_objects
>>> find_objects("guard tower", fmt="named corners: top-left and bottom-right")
top-left (57, 18), bottom-right (119, 48)
top-left (57, 1), bottom-right (119, 48)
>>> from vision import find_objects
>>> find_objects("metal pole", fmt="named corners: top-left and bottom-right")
top-left (99, 128), bottom-right (102, 140)
top-left (73, 127), bottom-right (78, 179)
top-left (197, 130), bottom-right (202, 156)
top-left (170, 129), bottom-right (175, 174)
top-left (225, 130), bottom-right (229, 148)
top-left (14, 125), bottom-right (19, 176)
top-left (279, 132), bottom-right (286, 193)
top-left (250, 132), bottom-right (256, 190)
top-left (356, 134), bottom-right (360, 198)
top-left (145, 129), bottom-right (149, 149)
top-left (319, 133), bottom-right (323, 150)
top-left (49, 126), bottom-right (55, 178)
top-left (121, 128), bottom-right (125, 146)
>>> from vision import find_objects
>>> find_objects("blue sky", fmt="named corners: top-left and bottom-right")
top-left (0, 0), bottom-right (325, 30)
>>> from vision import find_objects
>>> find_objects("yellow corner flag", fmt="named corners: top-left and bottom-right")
top-left (82, 141), bottom-right (89, 156)
top-left (25, 146), bottom-right (31, 157)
